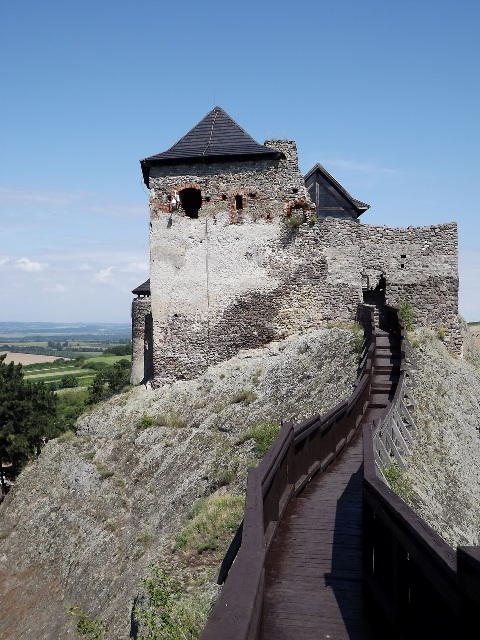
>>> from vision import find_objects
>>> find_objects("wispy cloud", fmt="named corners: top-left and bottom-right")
top-left (121, 261), bottom-right (149, 272)
top-left (16, 257), bottom-right (47, 272)
top-left (93, 266), bottom-right (115, 284)
top-left (0, 186), bottom-right (145, 218)
top-left (0, 257), bottom-right (9, 267)
top-left (46, 283), bottom-right (68, 293)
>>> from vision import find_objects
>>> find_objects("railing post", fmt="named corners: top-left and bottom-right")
top-left (457, 547), bottom-right (480, 635)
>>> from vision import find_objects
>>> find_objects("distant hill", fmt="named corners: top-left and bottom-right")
top-left (0, 321), bottom-right (131, 342)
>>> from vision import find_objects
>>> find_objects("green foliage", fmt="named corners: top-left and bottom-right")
top-left (174, 495), bottom-right (245, 556)
top-left (69, 606), bottom-right (107, 640)
top-left (437, 327), bottom-right (446, 340)
top-left (240, 422), bottom-right (281, 458)
top-left (0, 354), bottom-right (60, 487)
top-left (60, 374), bottom-right (79, 388)
top-left (352, 322), bottom-right (364, 355)
top-left (87, 359), bottom-right (131, 405)
top-left (56, 389), bottom-right (89, 431)
top-left (383, 462), bottom-right (413, 501)
top-left (134, 566), bottom-right (210, 640)
top-left (284, 211), bottom-right (305, 227)
top-left (103, 343), bottom-right (132, 356)
top-left (138, 414), bottom-right (154, 429)
top-left (398, 302), bottom-right (415, 332)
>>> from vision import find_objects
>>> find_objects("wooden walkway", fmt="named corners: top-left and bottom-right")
top-left (262, 326), bottom-right (398, 639)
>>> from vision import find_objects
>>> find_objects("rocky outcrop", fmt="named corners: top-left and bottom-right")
top-left (0, 327), bottom-right (360, 639)
top-left (405, 322), bottom-right (480, 547)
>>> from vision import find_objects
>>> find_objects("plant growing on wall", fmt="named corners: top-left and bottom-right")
top-left (398, 302), bottom-right (414, 332)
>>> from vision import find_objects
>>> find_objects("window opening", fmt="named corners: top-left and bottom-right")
top-left (235, 195), bottom-right (243, 210)
top-left (179, 188), bottom-right (202, 218)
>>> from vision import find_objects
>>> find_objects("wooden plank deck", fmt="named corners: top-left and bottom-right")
top-left (262, 429), bottom-right (382, 639)
top-left (262, 325), bottom-right (401, 639)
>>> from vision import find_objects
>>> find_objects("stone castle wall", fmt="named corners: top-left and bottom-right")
top-left (147, 140), bottom-right (314, 224)
top-left (134, 139), bottom-right (461, 386)
top-left (141, 213), bottom-right (460, 385)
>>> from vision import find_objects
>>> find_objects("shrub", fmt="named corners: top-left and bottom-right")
top-left (383, 462), bottom-right (413, 501)
top-left (437, 327), bottom-right (446, 340)
top-left (69, 606), bottom-right (107, 640)
top-left (138, 414), bottom-right (154, 429)
top-left (284, 211), bottom-right (305, 227)
top-left (398, 302), bottom-right (415, 332)
top-left (240, 422), bottom-right (281, 458)
top-left (60, 374), bottom-right (79, 389)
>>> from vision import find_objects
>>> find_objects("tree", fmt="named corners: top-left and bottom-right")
top-left (60, 374), bottom-right (79, 389)
top-left (0, 354), bottom-right (58, 492)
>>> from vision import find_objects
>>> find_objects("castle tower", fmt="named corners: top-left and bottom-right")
top-left (133, 107), bottom-right (315, 385)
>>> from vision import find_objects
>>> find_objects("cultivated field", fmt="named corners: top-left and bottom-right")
top-left (0, 352), bottom-right (71, 366)
top-left (469, 324), bottom-right (480, 349)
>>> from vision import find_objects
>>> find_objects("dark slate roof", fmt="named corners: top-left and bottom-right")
top-left (132, 279), bottom-right (150, 296)
top-left (140, 107), bottom-right (282, 186)
top-left (304, 163), bottom-right (370, 215)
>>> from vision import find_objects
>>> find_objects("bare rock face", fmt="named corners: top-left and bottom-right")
top-left (406, 323), bottom-right (480, 547)
top-left (0, 327), bottom-right (360, 639)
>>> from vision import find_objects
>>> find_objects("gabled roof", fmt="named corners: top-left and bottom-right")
top-left (304, 163), bottom-right (370, 216)
top-left (140, 107), bottom-right (282, 187)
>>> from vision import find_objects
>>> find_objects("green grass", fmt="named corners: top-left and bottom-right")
top-left (383, 462), bottom-right (413, 501)
top-left (229, 388), bottom-right (257, 405)
top-left (85, 355), bottom-right (132, 365)
top-left (174, 495), bottom-right (245, 556)
top-left (240, 422), bottom-right (281, 458)
top-left (24, 370), bottom-right (95, 382)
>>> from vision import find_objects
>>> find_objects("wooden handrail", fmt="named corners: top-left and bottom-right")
top-left (200, 307), bottom-right (376, 640)
top-left (201, 305), bottom-right (480, 639)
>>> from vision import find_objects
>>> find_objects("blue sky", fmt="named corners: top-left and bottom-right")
top-left (1, 0), bottom-right (479, 322)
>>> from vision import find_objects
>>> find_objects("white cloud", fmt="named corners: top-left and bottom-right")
top-left (16, 257), bottom-right (47, 272)
top-left (93, 266), bottom-right (115, 283)
top-left (0, 257), bottom-right (9, 267)
top-left (78, 263), bottom-right (93, 271)
top-left (121, 261), bottom-right (149, 272)
top-left (46, 283), bottom-right (68, 294)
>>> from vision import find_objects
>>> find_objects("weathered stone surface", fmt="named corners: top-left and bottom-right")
top-left (0, 327), bottom-right (359, 639)
top-left (405, 323), bottom-right (480, 547)
top-left (145, 209), bottom-right (461, 385)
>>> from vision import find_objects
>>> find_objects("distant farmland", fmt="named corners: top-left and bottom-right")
top-left (0, 352), bottom-right (71, 366)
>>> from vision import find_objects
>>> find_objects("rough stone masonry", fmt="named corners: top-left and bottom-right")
top-left (132, 110), bottom-right (461, 386)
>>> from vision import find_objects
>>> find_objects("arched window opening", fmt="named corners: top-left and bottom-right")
top-left (235, 195), bottom-right (243, 210)
top-left (179, 188), bottom-right (202, 218)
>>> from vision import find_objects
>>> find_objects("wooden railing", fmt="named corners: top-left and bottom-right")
top-left (200, 307), bottom-right (376, 640)
top-left (201, 305), bottom-right (480, 639)
top-left (363, 306), bottom-right (480, 638)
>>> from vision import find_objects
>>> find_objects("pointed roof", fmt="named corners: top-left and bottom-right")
top-left (140, 107), bottom-right (282, 186)
top-left (132, 279), bottom-right (150, 296)
top-left (304, 163), bottom-right (370, 216)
